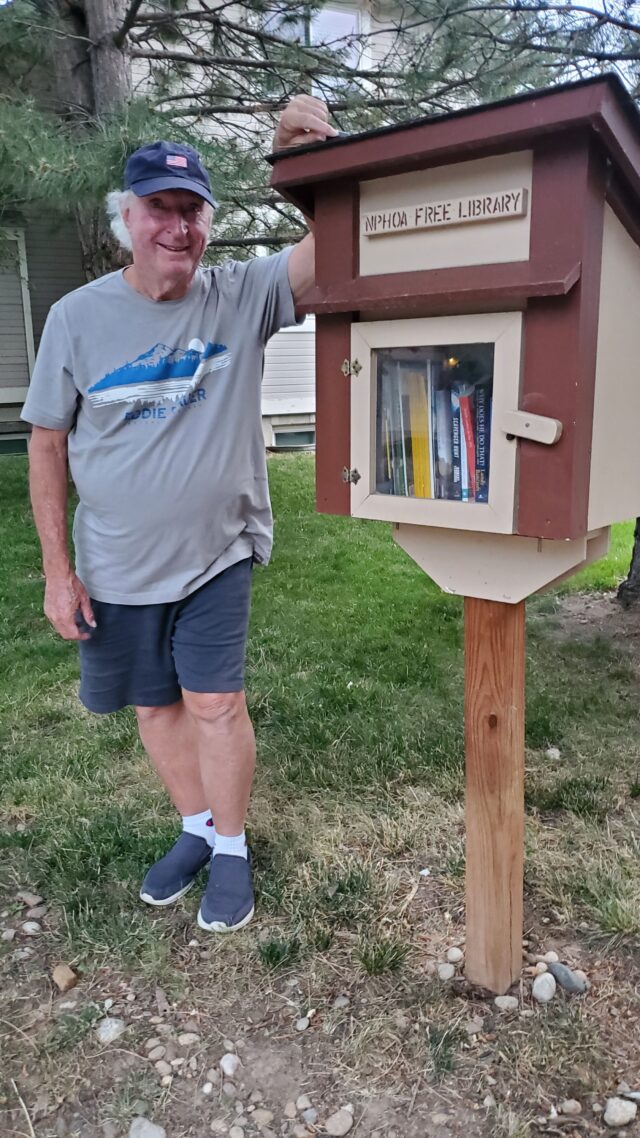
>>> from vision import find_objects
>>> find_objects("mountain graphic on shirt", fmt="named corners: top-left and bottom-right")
top-left (87, 341), bottom-right (231, 407)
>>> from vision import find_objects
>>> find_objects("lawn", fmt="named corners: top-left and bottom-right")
top-left (1, 454), bottom-right (639, 1138)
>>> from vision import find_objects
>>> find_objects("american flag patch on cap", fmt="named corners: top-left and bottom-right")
top-left (166, 154), bottom-right (188, 168)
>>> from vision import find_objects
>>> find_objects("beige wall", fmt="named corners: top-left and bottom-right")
top-left (588, 205), bottom-right (640, 530)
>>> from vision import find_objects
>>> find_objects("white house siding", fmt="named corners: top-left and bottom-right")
top-left (262, 316), bottom-right (316, 446)
top-left (0, 239), bottom-right (31, 395)
top-left (0, 217), bottom-right (84, 444)
top-left (25, 217), bottom-right (86, 346)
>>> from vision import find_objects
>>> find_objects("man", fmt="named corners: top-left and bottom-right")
top-left (21, 95), bottom-right (337, 934)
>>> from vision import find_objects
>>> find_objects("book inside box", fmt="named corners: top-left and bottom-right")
top-left (375, 343), bottom-right (494, 503)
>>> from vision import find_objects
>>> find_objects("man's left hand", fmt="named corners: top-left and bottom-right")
top-left (273, 94), bottom-right (339, 149)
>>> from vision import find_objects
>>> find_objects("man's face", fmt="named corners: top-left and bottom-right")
top-left (123, 189), bottom-right (213, 284)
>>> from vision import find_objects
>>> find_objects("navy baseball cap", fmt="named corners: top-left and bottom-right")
top-left (124, 140), bottom-right (217, 207)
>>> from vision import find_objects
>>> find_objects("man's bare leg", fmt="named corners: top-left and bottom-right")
top-left (135, 700), bottom-right (207, 816)
top-left (180, 690), bottom-right (256, 837)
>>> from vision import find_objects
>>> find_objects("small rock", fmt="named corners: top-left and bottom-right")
top-left (14, 947), bottom-right (34, 960)
top-left (494, 995), bottom-right (518, 1011)
top-left (465, 1016), bottom-right (484, 1035)
top-left (95, 1017), bottom-right (127, 1044)
top-left (295, 1017), bottom-right (310, 1032)
top-left (26, 904), bottom-right (48, 920)
top-left (534, 962), bottom-right (548, 975)
top-left (532, 973), bottom-right (557, 1004)
top-left (177, 1031), bottom-right (200, 1047)
top-left (222, 1082), bottom-right (237, 1098)
top-left (419, 867), bottom-right (431, 876)
top-left (144, 1038), bottom-right (162, 1051)
top-left (52, 964), bottom-right (78, 993)
top-left (547, 961), bottom-right (588, 994)
top-left (603, 1098), bottom-right (637, 1128)
top-left (545, 746), bottom-right (561, 760)
top-left (559, 1100), bottom-right (582, 1116)
top-left (296, 1096), bottom-right (312, 1111)
top-left (16, 890), bottom-right (43, 908)
top-left (252, 1110), bottom-right (274, 1126)
top-left (284, 1102), bottom-right (297, 1119)
top-left (437, 962), bottom-right (455, 981)
top-left (211, 1124), bottom-right (228, 1135)
top-left (325, 1109), bottom-right (354, 1137)
top-left (483, 1095), bottom-right (496, 1109)
top-left (220, 1053), bottom-right (241, 1078)
top-left (202, 1082), bottom-right (214, 1095)
top-left (543, 950), bottom-right (559, 963)
top-left (147, 1046), bottom-right (166, 1062)
top-left (293, 1127), bottom-right (311, 1138)
top-left (128, 1120), bottom-right (166, 1138)
top-left (21, 921), bottom-right (42, 936)
top-left (431, 1117), bottom-right (449, 1127)
top-left (447, 947), bottom-right (464, 964)
top-left (1, 929), bottom-right (16, 942)
top-left (332, 995), bottom-right (350, 1009)
top-left (154, 1061), bottom-right (172, 1077)
top-left (617, 1082), bottom-right (631, 1095)
top-left (592, 1103), bottom-right (603, 1112)
top-left (302, 1109), bottom-right (318, 1126)
top-left (207, 1068), bottom-right (221, 1085)
top-left (229, 1128), bottom-right (244, 1138)
top-left (189, 1056), bottom-right (198, 1071)
top-left (104, 998), bottom-right (114, 1010)
top-left (161, 1076), bottom-right (172, 1088)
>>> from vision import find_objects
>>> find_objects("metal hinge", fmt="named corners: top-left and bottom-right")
top-left (342, 467), bottom-right (361, 484)
top-left (341, 358), bottom-right (362, 377)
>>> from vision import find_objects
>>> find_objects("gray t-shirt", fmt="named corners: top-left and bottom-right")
top-left (21, 249), bottom-right (299, 604)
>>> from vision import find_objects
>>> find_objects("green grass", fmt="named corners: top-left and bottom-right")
top-left (1, 452), bottom-right (639, 976)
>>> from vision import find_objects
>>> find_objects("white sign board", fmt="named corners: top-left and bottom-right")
top-left (362, 188), bottom-right (528, 237)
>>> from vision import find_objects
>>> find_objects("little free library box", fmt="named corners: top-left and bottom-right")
top-left (269, 75), bottom-right (640, 994)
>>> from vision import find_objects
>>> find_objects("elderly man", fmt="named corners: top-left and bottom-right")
top-left (21, 96), bottom-right (336, 933)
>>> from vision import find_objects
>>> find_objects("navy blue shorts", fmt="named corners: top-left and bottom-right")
top-left (78, 558), bottom-right (253, 714)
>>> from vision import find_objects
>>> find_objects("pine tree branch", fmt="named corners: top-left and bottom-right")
top-left (114, 0), bottom-right (146, 49)
top-left (207, 234), bottom-right (300, 247)
top-left (130, 48), bottom-right (402, 81)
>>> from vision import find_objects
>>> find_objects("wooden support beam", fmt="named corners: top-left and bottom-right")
top-left (464, 597), bottom-right (525, 994)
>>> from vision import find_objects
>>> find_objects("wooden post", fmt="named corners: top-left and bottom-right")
top-left (464, 597), bottom-right (525, 994)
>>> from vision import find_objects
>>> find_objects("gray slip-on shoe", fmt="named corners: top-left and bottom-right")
top-left (197, 851), bottom-right (254, 933)
top-left (140, 832), bottom-right (212, 907)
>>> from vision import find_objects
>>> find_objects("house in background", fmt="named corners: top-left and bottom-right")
top-left (0, 218), bottom-right (85, 454)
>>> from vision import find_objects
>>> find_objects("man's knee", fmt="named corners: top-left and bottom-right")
top-left (135, 702), bottom-right (181, 725)
top-left (182, 689), bottom-right (247, 726)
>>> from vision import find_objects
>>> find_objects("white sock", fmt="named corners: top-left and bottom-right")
top-left (213, 831), bottom-right (247, 860)
top-left (182, 809), bottom-right (216, 848)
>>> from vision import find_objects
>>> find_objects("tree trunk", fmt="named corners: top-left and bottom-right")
top-left (617, 517), bottom-right (640, 608)
top-left (64, 0), bottom-right (133, 279)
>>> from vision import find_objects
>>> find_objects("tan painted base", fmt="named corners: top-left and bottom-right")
top-left (394, 524), bottom-right (610, 603)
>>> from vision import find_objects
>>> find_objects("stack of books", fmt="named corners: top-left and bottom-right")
top-left (375, 347), bottom-right (493, 503)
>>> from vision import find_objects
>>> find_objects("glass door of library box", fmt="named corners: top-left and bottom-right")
top-left (350, 313), bottom-right (523, 534)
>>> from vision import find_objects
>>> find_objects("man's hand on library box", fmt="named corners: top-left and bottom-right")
top-left (273, 94), bottom-right (339, 149)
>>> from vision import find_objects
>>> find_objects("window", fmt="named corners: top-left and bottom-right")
top-left (272, 428), bottom-right (316, 449)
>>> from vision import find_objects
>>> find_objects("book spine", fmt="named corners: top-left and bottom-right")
top-left (459, 391), bottom-right (476, 499)
top-left (450, 390), bottom-right (462, 501)
top-left (434, 384), bottom-right (453, 500)
top-left (475, 382), bottom-right (491, 503)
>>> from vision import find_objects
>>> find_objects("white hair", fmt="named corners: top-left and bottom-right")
top-left (105, 189), bottom-right (135, 251)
